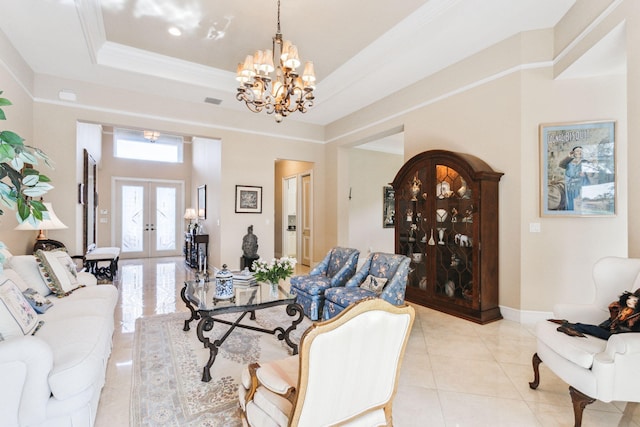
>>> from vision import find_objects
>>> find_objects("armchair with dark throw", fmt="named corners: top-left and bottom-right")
top-left (289, 247), bottom-right (359, 320)
top-left (238, 298), bottom-right (415, 427)
top-left (530, 256), bottom-right (640, 427)
top-left (322, 252), bottom-right (411, 320)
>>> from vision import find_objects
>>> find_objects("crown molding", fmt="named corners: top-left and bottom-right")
top-left (75, 0), bottom-right (106, 64)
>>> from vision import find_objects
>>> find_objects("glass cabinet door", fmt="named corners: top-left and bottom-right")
top-left (433, 164), bottom-right (476, 307)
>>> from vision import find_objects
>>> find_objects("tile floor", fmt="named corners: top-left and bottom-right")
top-left (95, 257), bottom-right (640, 427)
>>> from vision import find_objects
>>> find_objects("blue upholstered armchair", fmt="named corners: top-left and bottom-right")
top-left (322, 252), bottom-right (411, 320)
top-left (289, 247), bottom-right (359, 320)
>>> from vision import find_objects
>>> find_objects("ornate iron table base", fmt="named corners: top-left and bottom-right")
top-left (180, 282), bottom-right (304, 382)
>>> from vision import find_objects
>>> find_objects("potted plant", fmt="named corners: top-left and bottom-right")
top-left (0, 90), bottom-right (54, 269)
top-left (252, 256), bottom-right (297, 293)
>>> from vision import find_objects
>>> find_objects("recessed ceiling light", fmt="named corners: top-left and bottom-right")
top-left (168, 27), bottom-right (182, 37)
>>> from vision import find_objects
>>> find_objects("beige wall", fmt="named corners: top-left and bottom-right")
top-left (348, 148), bottom-right (403, 258)
top-left (2, 1), bottom-right (638, 318)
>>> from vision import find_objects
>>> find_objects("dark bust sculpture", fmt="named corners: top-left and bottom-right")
top-left (242, 225), bottom-right (259, 258)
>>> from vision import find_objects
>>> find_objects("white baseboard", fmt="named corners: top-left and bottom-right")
top-left (500, 305), bottom-right (553, 325)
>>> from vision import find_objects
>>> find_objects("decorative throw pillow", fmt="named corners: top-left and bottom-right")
top-left (7, 255), bottom-right (52, 297)
top-left (22, 288), bottom-right (53, 314)
top-left (360, 274), bottom-right (388, 295)
top-left (0, 277), bottom-right (39, 339)
top-left (34, 249), bottom-right (84, 297)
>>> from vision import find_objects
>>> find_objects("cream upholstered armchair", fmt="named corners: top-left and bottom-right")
top-left (238, 298), bottom-right (415, 427)
top-left (530, 256), bottom-right (640, 427)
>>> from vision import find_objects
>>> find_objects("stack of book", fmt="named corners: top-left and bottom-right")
top-left (232, 269), bottom-right (257, 287)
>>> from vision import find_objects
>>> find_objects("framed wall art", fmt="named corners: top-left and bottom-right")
top-left (197, 185), bottom-right (207, 219)
top-left (540, 120), bottom-right (615, 217)
top-left (235, 185), bottom-right (262, 213)
top-left (383, 186), bottom-right (395, 228)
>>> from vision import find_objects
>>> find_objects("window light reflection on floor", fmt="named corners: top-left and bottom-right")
top-left (120, 264), bottom-right (143, 333)
top-left (156, 262), bottom-right (176, 315)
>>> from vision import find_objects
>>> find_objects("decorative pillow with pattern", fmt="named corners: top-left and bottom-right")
top-left (22, 288), bottom-right (53, 313)
top-left (0, 277), bottom-right (39, 339)
top-left (359, 274), bottom-right (388, 295)
top-left (34, 249), bottom-right (84, 297)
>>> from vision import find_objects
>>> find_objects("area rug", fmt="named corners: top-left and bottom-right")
top-left (130, 307), bottom-right (312, 426)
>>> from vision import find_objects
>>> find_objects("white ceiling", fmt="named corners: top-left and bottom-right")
top-left (0, 0), bottom-right (576, 126)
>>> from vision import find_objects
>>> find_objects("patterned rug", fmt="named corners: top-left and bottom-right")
top-left (130, 307), bottom-right (312, 426)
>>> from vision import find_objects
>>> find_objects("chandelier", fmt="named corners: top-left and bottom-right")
top-left (143, 130), bottom-right (160, 142)
top-left (235, 0), bottom-right (316, 123)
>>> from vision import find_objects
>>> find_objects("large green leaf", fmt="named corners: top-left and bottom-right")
top-left (18, 150), bottom-right (37, 164)
top-left (29, 147), bottom-right (54, 169)
top-left (22, 168), bottom-right (38, 175)
top-left (30, 199), bottom-right (46, 212)
top-left (16, 197), bottom-right (30, 221)
top-left (0, 143), bottom-right (15, 162)
top-left (22, 174), bottom-right (39, 186)
top-left (0, 96), bottom-right (11, 107)
top-left (0, 131), bottom-right (24, 147)
top-left (10, 156), bottom-right (23, 171)
top-left (22, 182), bottom-right (54, 197)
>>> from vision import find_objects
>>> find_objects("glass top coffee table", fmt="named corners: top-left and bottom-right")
top-left (180, 279), bottom-right (304, 382)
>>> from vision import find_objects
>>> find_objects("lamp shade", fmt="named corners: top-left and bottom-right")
top-left (184, 208), bottom-right (197, 220)
top-left (15, 202), bottom-right (67, 238)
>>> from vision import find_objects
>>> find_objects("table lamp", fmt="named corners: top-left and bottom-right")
top-left (184, 208), bottom-right (197, 232)
top-left (15, 202), bottom-right (68, 251)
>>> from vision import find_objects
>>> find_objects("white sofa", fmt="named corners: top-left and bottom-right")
top-left (0, 251), bottom-right (118, 427)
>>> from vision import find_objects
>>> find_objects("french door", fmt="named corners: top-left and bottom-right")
top-left (114, 178), bottom-right (183, 259)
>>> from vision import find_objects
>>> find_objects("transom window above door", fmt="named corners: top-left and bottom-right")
top-left (114, 128), bottom-right (184, 163)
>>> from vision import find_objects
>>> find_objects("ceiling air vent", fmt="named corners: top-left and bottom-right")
top-left (204, 97), bottom-right (222, 105)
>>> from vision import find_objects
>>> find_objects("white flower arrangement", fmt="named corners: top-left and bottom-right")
top-left (252, 256), bottom-right (297, 284)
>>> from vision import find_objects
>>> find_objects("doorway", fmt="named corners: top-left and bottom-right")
top-left (275, 160), bottom-right (313, 266)
top-left (114, 178), bottom-right (184, 259)
top-left (282, 176), bottom-right (297, 259)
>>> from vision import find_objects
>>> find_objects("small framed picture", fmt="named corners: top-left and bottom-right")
top-left (235, 185), bottom-right (262, 213)
top-left (540, 120), bottom-right (615, 217)
top-left (383, 186), bottom-right (395, 228)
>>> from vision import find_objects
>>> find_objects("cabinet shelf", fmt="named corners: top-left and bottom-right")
top-left (392, 150), bottom-right (503, 324)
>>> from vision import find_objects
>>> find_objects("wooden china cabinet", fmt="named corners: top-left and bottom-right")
top-left (392, 150), bottom-right (503, 324)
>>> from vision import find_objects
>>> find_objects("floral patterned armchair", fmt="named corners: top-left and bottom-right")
top-left (322, 252), bottom-right (411, 320)
top-left (289, 247), bottom-right (359, 320)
